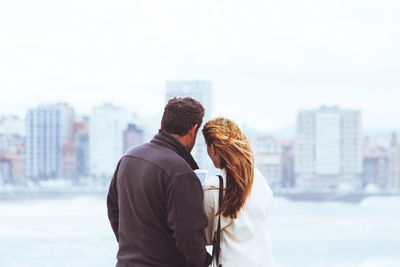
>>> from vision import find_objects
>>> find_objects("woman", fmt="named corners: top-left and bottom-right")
top-left (202, 118), bottom-right (275, 267)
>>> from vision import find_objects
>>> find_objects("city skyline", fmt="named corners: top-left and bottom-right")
top-left (1, 101), bottom-right (400, 137)
top-left (1, 100), bottom-right (400, 192)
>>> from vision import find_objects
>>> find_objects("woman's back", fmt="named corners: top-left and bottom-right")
top-left (203, 168), bottom-right (275, 267)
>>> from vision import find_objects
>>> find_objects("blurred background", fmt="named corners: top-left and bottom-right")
top-left (1, 0), bottom-right (400, 266)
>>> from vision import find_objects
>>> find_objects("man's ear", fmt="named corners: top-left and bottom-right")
top-left (189, 124), bottom-right (198, 137)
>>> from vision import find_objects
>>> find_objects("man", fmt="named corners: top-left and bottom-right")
top-left (107, 97), bottom-right (211, 267)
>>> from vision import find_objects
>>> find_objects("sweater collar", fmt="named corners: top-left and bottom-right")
top-left (151, 130), bottom-right (199, 170)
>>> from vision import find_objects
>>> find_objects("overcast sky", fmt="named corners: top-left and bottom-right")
top-left (1, 0), bottom-right (400, 132)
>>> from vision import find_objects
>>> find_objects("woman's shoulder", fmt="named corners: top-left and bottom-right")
top-left (202, 174), bottom-right (224, 209)
top-left (202, 174), bottom-right (222, 188)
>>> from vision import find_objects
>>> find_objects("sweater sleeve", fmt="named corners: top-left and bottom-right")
top-left (107, 160), bottom-right (121, 242)
top-left (166, 173), bottom-right (210, 267)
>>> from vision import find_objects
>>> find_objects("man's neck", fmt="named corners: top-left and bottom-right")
top-left (170, 133), bottom-right (190, 151)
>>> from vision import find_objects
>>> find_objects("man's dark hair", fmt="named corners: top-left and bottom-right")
top-left (161, 97), bottom-right (205, 136)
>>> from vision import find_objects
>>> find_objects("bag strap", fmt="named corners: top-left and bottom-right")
top-left (211, 175), bottom-right (223, 267)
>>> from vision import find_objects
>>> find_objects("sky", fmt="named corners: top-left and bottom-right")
top-left (1, 0), bottom-right (400, 132)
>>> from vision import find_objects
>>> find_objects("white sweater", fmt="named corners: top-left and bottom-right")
top-left (203, 169), bottom-right (275, 267)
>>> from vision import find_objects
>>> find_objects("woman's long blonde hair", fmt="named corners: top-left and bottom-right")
top-left (202, 117), bottom-right (254, 219)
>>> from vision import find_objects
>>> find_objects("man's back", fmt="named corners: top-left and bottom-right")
top-left (107, 131), bottom-right (209, 267)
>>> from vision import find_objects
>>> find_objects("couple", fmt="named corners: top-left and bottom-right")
top-left (107, 97), bottom-right (275, 267)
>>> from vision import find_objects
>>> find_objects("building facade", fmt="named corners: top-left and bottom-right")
top-left (89, 103), bottom-right (130, 178)
top-left (252, 136), bottom-right (283, 188)
top-left (281, 140), bottom-right (295, 188)
top-left (123, 123), bottom-right (144, 153)
top-left (387, 133), bottom-right (400, 191)
top-left (74, 119), bottom-right (89, 178)
top-left (25, 104), bottom-right (74, 181)
top-left (294, 106), bottom-right (363, 190)
top-left (0, 116), bottom-right (26, 184)
top-left (363, 146), bottom-right (388, 189)
top-left (62, 142), bottom-right (77, 180)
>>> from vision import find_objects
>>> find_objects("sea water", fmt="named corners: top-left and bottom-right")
top-left (0, 194), bottom-right (399, 267)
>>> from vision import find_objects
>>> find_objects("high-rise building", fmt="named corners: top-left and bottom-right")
top-left (0, 116), bottom-right (26, 184)
top-left (62, 142), bottom-right (77, 180)
top-left (165, 81), bottom-right (213, 172)
top-left (363, 146), bottom-right (388, 189)
top-left (89, 103), bottom-right (130, 178)
top-left (252, 136), bottom-right (283, 188)
top-left (281, 140), bottom-right (295, 188)
top-left (0, 154), bottom-right (12, 184)
top-left (74, 119), bottom-right (89, 178)
top-left (362, 133), bottom-right (400, 191)
top-left (0, 134), bottom-right (6, 153)
top-left (294, 106), bottom-right (363, 190)
top-left (25, 104), bottom-right (74, 181)
top-left (123, 123), bottom-right (144, 153)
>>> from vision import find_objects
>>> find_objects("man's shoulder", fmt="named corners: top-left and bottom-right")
top-left (123, 142), bottom-right (193, 177)
top-left (124, 141), bottom-right (154, 154)
top-left (124, 142), bottom-right (186, 164)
